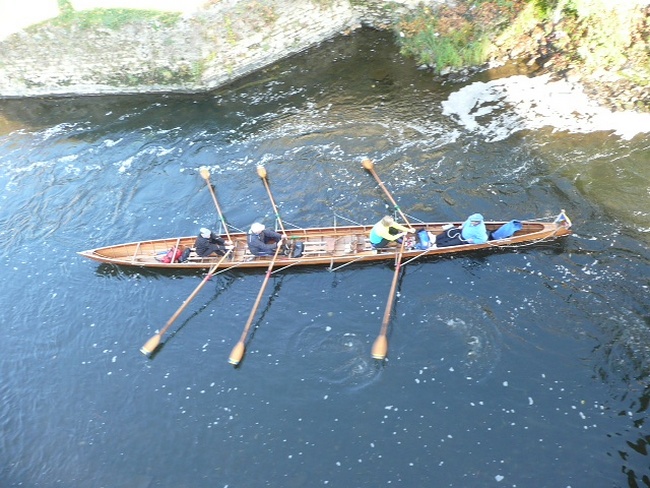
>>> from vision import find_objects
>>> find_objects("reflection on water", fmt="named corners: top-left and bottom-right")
top-left (1, 28), bottom-right (649, 488)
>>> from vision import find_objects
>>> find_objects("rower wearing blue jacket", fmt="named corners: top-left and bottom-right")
top-left (460, 213), bottom-right (488, 244)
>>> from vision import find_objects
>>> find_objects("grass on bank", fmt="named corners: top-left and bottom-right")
top-left (394, 0), bottom-right (649, 79)
top-left (28, 0), bottom-right (182, 31)
top-left (394, 0), bottom-right (535, 73)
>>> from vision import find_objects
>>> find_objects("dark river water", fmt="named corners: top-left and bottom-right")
top-left (1, 29), bottom-right (649, 488)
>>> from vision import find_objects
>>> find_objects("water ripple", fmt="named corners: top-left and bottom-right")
top-left (288, 322), bottom-right (382, 391)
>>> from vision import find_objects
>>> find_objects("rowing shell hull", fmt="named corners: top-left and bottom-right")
top-left (77, 218), bottom-right (572, 271)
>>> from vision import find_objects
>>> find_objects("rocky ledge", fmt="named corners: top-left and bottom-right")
top-left (0, 0), bottom-right (647, 115)
top-left (393, 0), bottom-right (650, 114)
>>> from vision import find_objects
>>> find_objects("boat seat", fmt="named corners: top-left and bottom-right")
top-left (186, 251), bottom-right (208, 262)
top-left (241, 249), bottom-right (263, 261)
top-left (238, 242), bottom-right (327, 259)
top-left (186, 245), bottom-right (235, 262)
top-left (299, 239), bottom-right (336, 256)
top-left (300, 241), bottom-right (328, 256)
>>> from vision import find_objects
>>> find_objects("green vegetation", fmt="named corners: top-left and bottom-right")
top-left (394, 1), bottom-right (524, 73)
top-left (58, 0), bottom-right (73, 15)
top-left (313, 0), bottom-right (334, 7)
top-left (35, 1), bottom-right (181, 31)
top-left (394, 0), bottom-right (650, 82)
top-left (405, 23), bottom-right (490, 72)
top-left (223, 15), bottom-right (239, 45)
top-left (104, 63), bottom-right (199, 87)
top-left (557, 0), bottom-right (645, 72)
top-left (253, 1), bottom-right (279, 24)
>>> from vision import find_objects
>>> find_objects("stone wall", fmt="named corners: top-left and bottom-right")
top-left (0, 0), bottom-right (363, 98)
top-left (0, 0), bottom-right (441, 98)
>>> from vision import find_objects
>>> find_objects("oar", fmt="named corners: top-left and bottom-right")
top-left (228, 245), bottom-right (283, 366)
top-left (200, 167), bottom-right (232, 242)
top-left (371, 240), bottom-right (406, 360)
top-left (140, 250), bottom-right (232, 356)
top-left (257, 165), bottom-right (287, 234)
top-left (361, 158), bottom-right (412, 227)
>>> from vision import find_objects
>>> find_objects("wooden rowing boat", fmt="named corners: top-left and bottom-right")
top-left (110, 161), bottom-right (572, 361)
top-left (77, 211), bottom-right (572, 273)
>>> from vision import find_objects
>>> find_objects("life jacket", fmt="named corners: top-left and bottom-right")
top-left (162, 246), bottom-right (183, 263)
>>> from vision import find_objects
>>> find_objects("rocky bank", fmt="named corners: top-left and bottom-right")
top-left (0, 0), bottom-right (365, 98)
top-left (0, 0), bottom-right (647, 114)
top-left (0, 0), bottom-right (429, 99)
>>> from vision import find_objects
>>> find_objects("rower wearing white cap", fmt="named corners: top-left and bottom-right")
top-left (194, 227), bottom-right (229, 257)
top-left (247, 222), bottom-right (286, 256)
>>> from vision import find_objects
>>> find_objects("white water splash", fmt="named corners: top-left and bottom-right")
top-left (442, 74), bottom-right (650, 141)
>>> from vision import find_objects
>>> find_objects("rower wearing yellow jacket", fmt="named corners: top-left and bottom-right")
top-left (369, 215), bottom-right (415, 249)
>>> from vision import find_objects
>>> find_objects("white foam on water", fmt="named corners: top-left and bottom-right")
top-left (442, 74), bottom-right (650, 141)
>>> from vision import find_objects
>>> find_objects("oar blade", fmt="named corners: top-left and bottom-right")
top-left (140, 334), bottom-right (161, 356)
top-left (371, 334), bottom-right (388, 360)
top-left (199, 167), bottom-right (210, 181)
top-left (228, 341), bottom-right (246, 365)
top-left (361, 157), bottom-right (374, 170)
top-left (256, 165), bottom-right (267, 179)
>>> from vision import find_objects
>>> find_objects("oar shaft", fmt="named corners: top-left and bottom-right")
top-left (229, 164), bottom-right (286, 366)
top-left (229, 245), bottom-right (282, 365)
top-left (362, 159), bottom-right (411, 360)
top-left (141, 251), bottom-right (231, 356)
top-left (200, 167), bottom-right (232, 241)
top-left (379, 242), bottom-right (404, 335)
top-left (362, 159), bottom-right (412, 227)
top-left (161, 268), bottom-right (215, 334)
top-left (372, 241), bottom-right (405, 360)
top-left (237, 252), bottom-right (276, 342)
top-left (207, 184), bottom-right (232, 242)
top-left (375, 171), bottom-right (411, 227)
top-left (159, 251), bottom-right (231, 336)
top-left (262, 176), bottom-right (286, 235)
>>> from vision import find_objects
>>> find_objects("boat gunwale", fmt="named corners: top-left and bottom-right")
top-left (77, 219), bottom-right (571, 271)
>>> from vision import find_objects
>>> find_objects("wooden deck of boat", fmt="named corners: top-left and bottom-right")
top-left (77, 219), bottom-right (572, 271)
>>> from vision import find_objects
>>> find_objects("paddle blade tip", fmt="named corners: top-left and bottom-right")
top-left (256, 165), bottom-right (267, 178)
top-left (361, 158), bottom-right (374, 170)
top-left (371, 335), bottom-right (387, 360)
top-left (228, 342), bottom-right (245, 365)
top-left (199, 167), bottom-right (210, 180)
top-left (140, 335), bottom-right (161, 356)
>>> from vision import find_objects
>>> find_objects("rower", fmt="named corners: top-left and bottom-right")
top-left (247, 222), bottom-right (287, 256)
